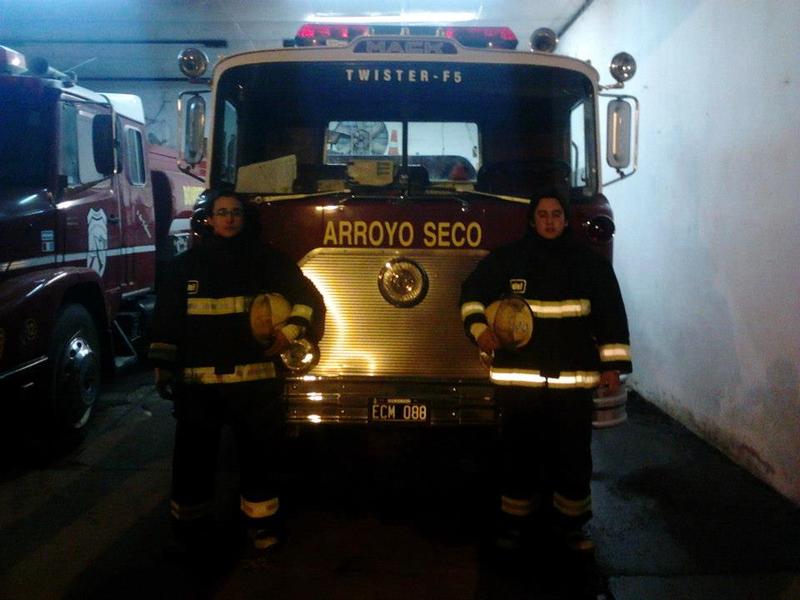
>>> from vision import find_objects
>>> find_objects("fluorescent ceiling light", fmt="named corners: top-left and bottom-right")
top-left (306, 10), bottom-right (481, 24)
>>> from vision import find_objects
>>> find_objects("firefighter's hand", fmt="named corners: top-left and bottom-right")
top-left (598, 370), bottom-right (621, 397)
top-left (476, 328), bottom-right (501, 355)
top-left (263, 330), bottom-right (291, 358)
top-left (155, 368), bottom-right (178, 400)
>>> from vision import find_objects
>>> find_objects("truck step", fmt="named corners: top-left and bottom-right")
top-left (134, 295), bottom-right (156, 314)
top-left (112, 316), bottom-right (139, 358)
top-left (114, 355), bottom-right (138, 372)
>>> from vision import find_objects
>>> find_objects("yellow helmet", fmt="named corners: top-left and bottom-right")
top-left (249, 292), bottom-right (291, 345)
top-left (485, 296), bottom-right (533, 350)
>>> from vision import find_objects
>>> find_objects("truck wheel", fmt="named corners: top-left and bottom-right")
top-left (48, 305), bottom-right (101, 436)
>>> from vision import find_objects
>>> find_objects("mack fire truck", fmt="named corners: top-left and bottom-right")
top-left (176, 25), bottom-right (638, 429)
top-left (0, 45), bottom-right (202, 439)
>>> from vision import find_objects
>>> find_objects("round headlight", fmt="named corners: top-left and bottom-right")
top-left (280, 338), bottom-right (320, 373)
top-left (378, 258), bottom-right (429, 308)
top-left (178, 48), bottom-right (209, 80)
top-left (583, 216), bottom-right (616, 244)
top-left (610, 52), bottom-right (637, 83)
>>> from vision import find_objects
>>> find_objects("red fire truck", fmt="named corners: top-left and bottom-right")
top-left (176, 25), bottom-right (638, 429)
top-left (0, 45), bottom-right (202, 439)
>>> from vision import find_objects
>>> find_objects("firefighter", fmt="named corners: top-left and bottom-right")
top-left (148, 191), bottom-right (324, 557)
top-left (459, 186), bottom-right (631, 554)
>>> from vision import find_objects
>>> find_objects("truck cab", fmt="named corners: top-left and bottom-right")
top-left (0, 45), bottom-right (197, 440)
top-left (177, 26), bottom-right (638, 429)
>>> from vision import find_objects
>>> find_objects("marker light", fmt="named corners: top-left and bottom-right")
top-left (178, 48), bottom-right (209, 80)
top-left (0, 46), bottom-right (27, 74)
top-left (610, 52), bottom-right (637, 83)
top-left (530, 28), bottom-right (558, 53)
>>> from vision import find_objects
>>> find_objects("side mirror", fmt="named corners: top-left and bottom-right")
top-left (178, 92), bottom-right (207, 166)
top-left (92, 113), bottom-right (115, 176)
top-left (606, 99), bottom-right (632, 169)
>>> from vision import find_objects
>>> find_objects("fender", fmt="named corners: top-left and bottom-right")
top-left (0, 266), bottom-right (108, 372)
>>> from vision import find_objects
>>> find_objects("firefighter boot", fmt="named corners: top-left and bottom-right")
top-left (240, 510), bottom-right (286, 557)
top-left (550, 492), bottom-right (595, 554)
top-left (493, 512), bottom-right (527, 552)
top-left (164, 516), bottom-right (215, 563)
top-left (249, 528), bottom-right (282, 553)
top-left (493, 494), bottom-right (546, 553)
top-left (563, 525), bottom-right (595, 554)
top-left (549, 520), bottom-right (595, 555)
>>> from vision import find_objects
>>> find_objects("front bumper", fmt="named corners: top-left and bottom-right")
top-left (284, 377), bottom-right (628, 428)
top-left (285, 377), bottom-right (496, 426)
top-left (0, 356), bottom-right (49, 420)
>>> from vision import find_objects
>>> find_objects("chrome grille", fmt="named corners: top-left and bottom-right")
top-left (300, 247), bottom-right (489, 379)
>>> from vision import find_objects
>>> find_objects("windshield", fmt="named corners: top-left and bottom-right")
top-left (213, 61), bottom-right (596, 198)
top-left (0, 87), bottom-right (56, 188)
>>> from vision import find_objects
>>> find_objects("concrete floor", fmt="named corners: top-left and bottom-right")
top-left (0, 370), bottom-right (798, 600)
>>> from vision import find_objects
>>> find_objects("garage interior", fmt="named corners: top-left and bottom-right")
top-left (1, 1), bottom-right (798, 598)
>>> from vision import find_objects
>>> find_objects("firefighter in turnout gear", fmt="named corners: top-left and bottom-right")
top-left (460, 186), bottom-right (631, 554)
top-left (149, 192), bottom-right (324, 556)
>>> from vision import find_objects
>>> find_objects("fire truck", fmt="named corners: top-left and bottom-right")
top-left (0, 45), bottom-right (202, 439)
top-left (176, 25), bottom-right (638, 429)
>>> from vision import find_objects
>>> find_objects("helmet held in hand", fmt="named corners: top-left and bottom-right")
top-left (485, 296), bottom-right (534, 350)
top-left (250, 292), bottom-right (291, 345)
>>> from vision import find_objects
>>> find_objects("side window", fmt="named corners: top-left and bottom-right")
top-left (569, 98), bottom-right (596, 195)
top-left (570, 100), bottom-right (587, 188)
top-left (125, 127), bottom-right (146, 186)
top-left (60, 103), bottom-right (80, 186)
top-left (59, 102), bottom-right (108, 186)
top-left (221, 100), bottom-right (238, 184)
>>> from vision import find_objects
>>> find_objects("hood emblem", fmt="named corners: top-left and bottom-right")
top-left (378, 257), bottom-right (428, 308)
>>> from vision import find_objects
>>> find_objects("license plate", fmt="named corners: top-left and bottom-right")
top-left (369, 398), bottom-right (429, 423)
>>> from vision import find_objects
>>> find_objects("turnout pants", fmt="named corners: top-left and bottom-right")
top-left (496, 386), bottom-right (594, 530)
top-left (170, 379), bottom-right (285, 537)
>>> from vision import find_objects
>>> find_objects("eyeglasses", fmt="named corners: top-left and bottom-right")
top-left (212, 208), bottom-right (244, 218)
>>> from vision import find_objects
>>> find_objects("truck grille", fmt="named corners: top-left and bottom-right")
top-left (300, 247), bottom-right (489, 379)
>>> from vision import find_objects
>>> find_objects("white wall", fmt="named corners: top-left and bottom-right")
top-left (89, 82), bottom-right (192, 149)
top-left (560, 0), bottom-right (800, 503)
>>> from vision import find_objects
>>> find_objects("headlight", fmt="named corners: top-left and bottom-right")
top-left (378, 257), bottom-right (429, 308)
top-left (280, 338), bottom-right (320, 373)
top-left (583, 216), bottom-right (616, 244)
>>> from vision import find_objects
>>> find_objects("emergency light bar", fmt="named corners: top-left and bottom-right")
top-left (288, 24), bottom-right (518, 50)
top-left (295, 23), bottom-right (370, 45)
top-left (440, 27), bottom-right (518, 49)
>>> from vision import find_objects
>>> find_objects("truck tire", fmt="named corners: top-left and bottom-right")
top-left (48, 304), bottom-right (101, 437)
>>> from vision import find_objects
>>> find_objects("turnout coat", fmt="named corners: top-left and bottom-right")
top-left (149, 234), bottom-right (323, 386)
top-left (460, 232), bottom-right (631, 389)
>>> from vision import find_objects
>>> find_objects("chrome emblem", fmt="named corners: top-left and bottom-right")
top-left (378, 258), bottom-right (428, 308)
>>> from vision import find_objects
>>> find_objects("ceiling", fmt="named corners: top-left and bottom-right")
top-left (0, 0), bottom-right (590, 82)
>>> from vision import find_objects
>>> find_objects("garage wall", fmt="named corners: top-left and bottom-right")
top-left (92, 83), bottom-right (196, 149)
top-left (560, 0), bottom-right (800, 503)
